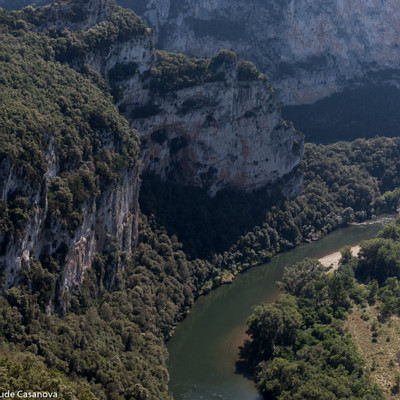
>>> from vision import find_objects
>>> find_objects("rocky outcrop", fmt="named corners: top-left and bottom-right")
top-left (37, 0), bottom-right (116, 31)
top-left (122, 51), bottom-right (304, 195)
top-left (129, 0), bottom-right (400, 105)
top-left (59, 169), bottom-right (140, 292)
top-left (0, 142), bottom-right (140, 297)
top-left (35, 1), bottom-right (156, 98)
top-left (41, 0), bottom-right (303, 197)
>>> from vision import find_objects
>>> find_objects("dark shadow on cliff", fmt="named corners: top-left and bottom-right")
top-left (139, 173), bottom-right (284, 259)
top-left (283, 82), bottom-right (400, 144)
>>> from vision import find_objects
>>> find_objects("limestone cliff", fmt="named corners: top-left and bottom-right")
top-left (127, 0), bottom-right (400, 105)
top-left (40, 1), bottom-right (303, 196)
top-left (0, 12), bottom-right (141, 306)
top-left (0, 153), bottom-right (139, 295)
top-left (33, 0), bottom-right (155, 83)
top-left (7, 1), bottom-right (400, 104)
top-left (122, 50), bottom-right (303, 195)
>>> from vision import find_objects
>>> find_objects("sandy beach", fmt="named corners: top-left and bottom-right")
top-left (318, 245), bottom-right (361, 273)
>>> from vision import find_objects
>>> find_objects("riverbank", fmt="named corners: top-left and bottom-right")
top-left (319, 245), bottom-right (361, 272)
top-left (167, 216), bottom-right (394, 400)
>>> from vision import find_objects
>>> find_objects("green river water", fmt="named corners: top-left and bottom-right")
top-left (167, 215), bottom-right (395, 400)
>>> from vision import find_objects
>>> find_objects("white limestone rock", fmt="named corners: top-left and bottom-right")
top-left (124, 54), bottom-right (304, 195)
top-left (133, 0), bottom-right (400, 105)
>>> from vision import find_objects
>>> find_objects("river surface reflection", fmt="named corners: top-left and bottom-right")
top-left (167, 216), bottom-right (394, 400)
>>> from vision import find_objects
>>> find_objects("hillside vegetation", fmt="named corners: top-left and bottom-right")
top-left (0, 10), bottom-right (139, 237)
top-left (1, 3), bottom-right (400, 400)
top-left (246, 218), bottom-right (400, 399)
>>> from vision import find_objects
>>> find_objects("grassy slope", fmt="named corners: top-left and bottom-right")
top-left (346, 305), bottom-right (400, 398)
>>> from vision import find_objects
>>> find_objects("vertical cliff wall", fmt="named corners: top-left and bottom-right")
top-left (6, 1), bottom-right (400, 105)
top-left (0, 14), bottom-right (141, 303)
top-left (125, 0), bottom-right (400, 105)
top-left (40, 1), bottom-right (304, 197)
top-left (122, 50), bottom-right (303, 195)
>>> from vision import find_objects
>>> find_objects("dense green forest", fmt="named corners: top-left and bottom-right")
top-left (147, 48), bottom-right (263, 96)
top-left (0, 7), bottom-right (140, 238)
top-left (0, 216), bottom-right (201, 399)
top-left (1, 3), bottom-right (400, 400)
top-left (245, 218), bottom-right (400, 399)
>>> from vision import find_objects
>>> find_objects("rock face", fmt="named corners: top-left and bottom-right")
top-left (8, 0), bottom-right (398, 105)
top-left (43, 1), bottom-right (303, 197)
top-left (35, 1), bottom-right (156, 97)
top-left (122, 53), bottom-right (303, 195)
top-left (0, 136), bottom-right (140, 299)
top-left (0, 161), bottom-right (139, 295)
top-left (127, 0), bottom-right (400, 105)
